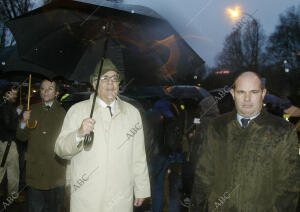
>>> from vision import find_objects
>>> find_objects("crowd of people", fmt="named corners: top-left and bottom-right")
top-left (0, 59), bottom-right (300, 212)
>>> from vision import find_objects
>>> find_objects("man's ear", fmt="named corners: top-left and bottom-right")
top-left (230, 88), bottom-right (235, 99)
top-left (92, 82), bottom-right (96, 91)
top-left (262, 88), bottom-right (267, 99)
top-left (55, 91), bottom-right (59, 98)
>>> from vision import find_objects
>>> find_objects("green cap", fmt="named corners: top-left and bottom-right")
top-left (90, 58), bottom-right (120, 84)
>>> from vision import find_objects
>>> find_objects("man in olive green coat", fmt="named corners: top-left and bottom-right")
top-left (190, 72), bottom-right (300, 212)
top-left (17, 79), bottom-right (66, 212)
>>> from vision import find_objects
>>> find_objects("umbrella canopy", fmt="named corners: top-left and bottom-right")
top-left (168, 85), bottom-right (210, 102)
top-left (61, 91), bottom-right (91, 103)
top-left (263, 93), bottom-right (285, 105)
top-left (60, 91), bottom-right (145, 111)
top-left (60, 91), bottom-right (91, 110)
top-left (121, 86), bottom-right (170, 99)
top-left (6, 0), bottom-right (205, 86)
top-left (0, 46), bottom-right (56, 79)
top-left (263, 93), bottom-right (292, 109)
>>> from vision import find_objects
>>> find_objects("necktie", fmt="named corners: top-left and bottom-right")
top-left (241, 118), bottom-right (250, 128)
top-left (45, 105), bottom-right (51, 110)
top-left (107, 106), bottom-right (112, 117)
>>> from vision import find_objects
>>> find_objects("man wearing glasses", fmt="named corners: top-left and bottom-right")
top-left (55, 59), bottom-right (150, 212)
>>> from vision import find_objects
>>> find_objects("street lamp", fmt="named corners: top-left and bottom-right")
top-left (227, 6), bottom-right (241, 20)
top-left (226, 6), bottom-right (258, 26)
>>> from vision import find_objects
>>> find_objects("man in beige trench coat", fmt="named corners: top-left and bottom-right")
top-left (55, 59), bottom-right (150, 212)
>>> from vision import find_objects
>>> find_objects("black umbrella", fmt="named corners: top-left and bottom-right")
top-left (6, 0), bottom-right (205, 86)
top-left (0, 46), bottom-right (55, 79)
top-left (122, 86), bottom-right (171, 99)
top-left (263, 93), bottom-right (285, 106)
top-left (168, 85), bottom-right (210, 102)
top-left (263, 93), bottom-right (292, 116)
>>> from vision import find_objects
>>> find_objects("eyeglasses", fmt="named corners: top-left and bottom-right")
top-left (98, 75), bottom-right (120, 83)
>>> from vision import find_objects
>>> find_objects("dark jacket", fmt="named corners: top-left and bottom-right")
top-left (0, 99), bottom-right (19, 141)
top-left (190, 109), bottom-right (300, 212)
top-left (16, 100), bottom-right (66, 190)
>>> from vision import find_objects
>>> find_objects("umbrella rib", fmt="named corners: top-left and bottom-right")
top-left (18, 57), bottom-right (56, 78)
top-left (80, 6), bottom-right (100, 26)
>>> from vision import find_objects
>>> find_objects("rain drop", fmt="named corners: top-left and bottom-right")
top-left (1, 61), bottom-right (5, 66)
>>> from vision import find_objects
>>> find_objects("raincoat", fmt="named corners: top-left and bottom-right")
top-left (55, 95), bottom-right (150, 212)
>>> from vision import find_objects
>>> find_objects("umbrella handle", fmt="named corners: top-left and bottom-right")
top-left (83, 24), bottom-right (110, 151)
top-left (26, 74), bottom-right (38, 129)
top-left (26, 120), bottom-right (38, 129)
top-left (83, 131), bottom-right (94, 151)
top-left (27, 74), bottom-right (32, 110)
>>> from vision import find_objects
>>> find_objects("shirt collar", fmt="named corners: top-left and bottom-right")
top-left (44, 101), bottom-right (54, 107)
top-left (96, 97), bottom-right (116, 114)
top-left (237, 113), bottom-right (260, 127)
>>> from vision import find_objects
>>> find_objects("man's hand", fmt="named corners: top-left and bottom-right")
top-left (188, 130), bottom-right (196, 139)
top-left (17, 105), bottom-right (23, 111)
top-left (134, 198), bottom-right (145, 207)
top-left (78, 118), bottom-right (96, 136)
top-left (22, 110), bottom-right (31, 121)
top-left (16, 105), bottom-right (23, 115)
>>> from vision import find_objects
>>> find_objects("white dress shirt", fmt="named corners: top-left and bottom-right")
top-left (237, 113), bottom-right (260, 127)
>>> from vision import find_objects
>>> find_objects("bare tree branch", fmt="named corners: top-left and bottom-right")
top-left (0, 0), bottom-right (33, 48)
top-left (2, 0), bottom-right (13, 19)
top-left (266, 5), bottom-right (300, 70)
top-left (216, 18), bottom-right (265, 73)
top-left (8, 0), bottom-right (18, 17)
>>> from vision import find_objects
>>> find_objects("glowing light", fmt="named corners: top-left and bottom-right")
top-left (227, 6), bottom-right (242, 20)
top-left (283, 114), bottom-right (290, 121)
top-left (215, 70), bottom-right (231, 74)
top-left (165, 87), bottom-right (172, 93)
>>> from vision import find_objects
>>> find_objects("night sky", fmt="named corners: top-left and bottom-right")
top-left (121, 0), bottom-right (299, 67)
